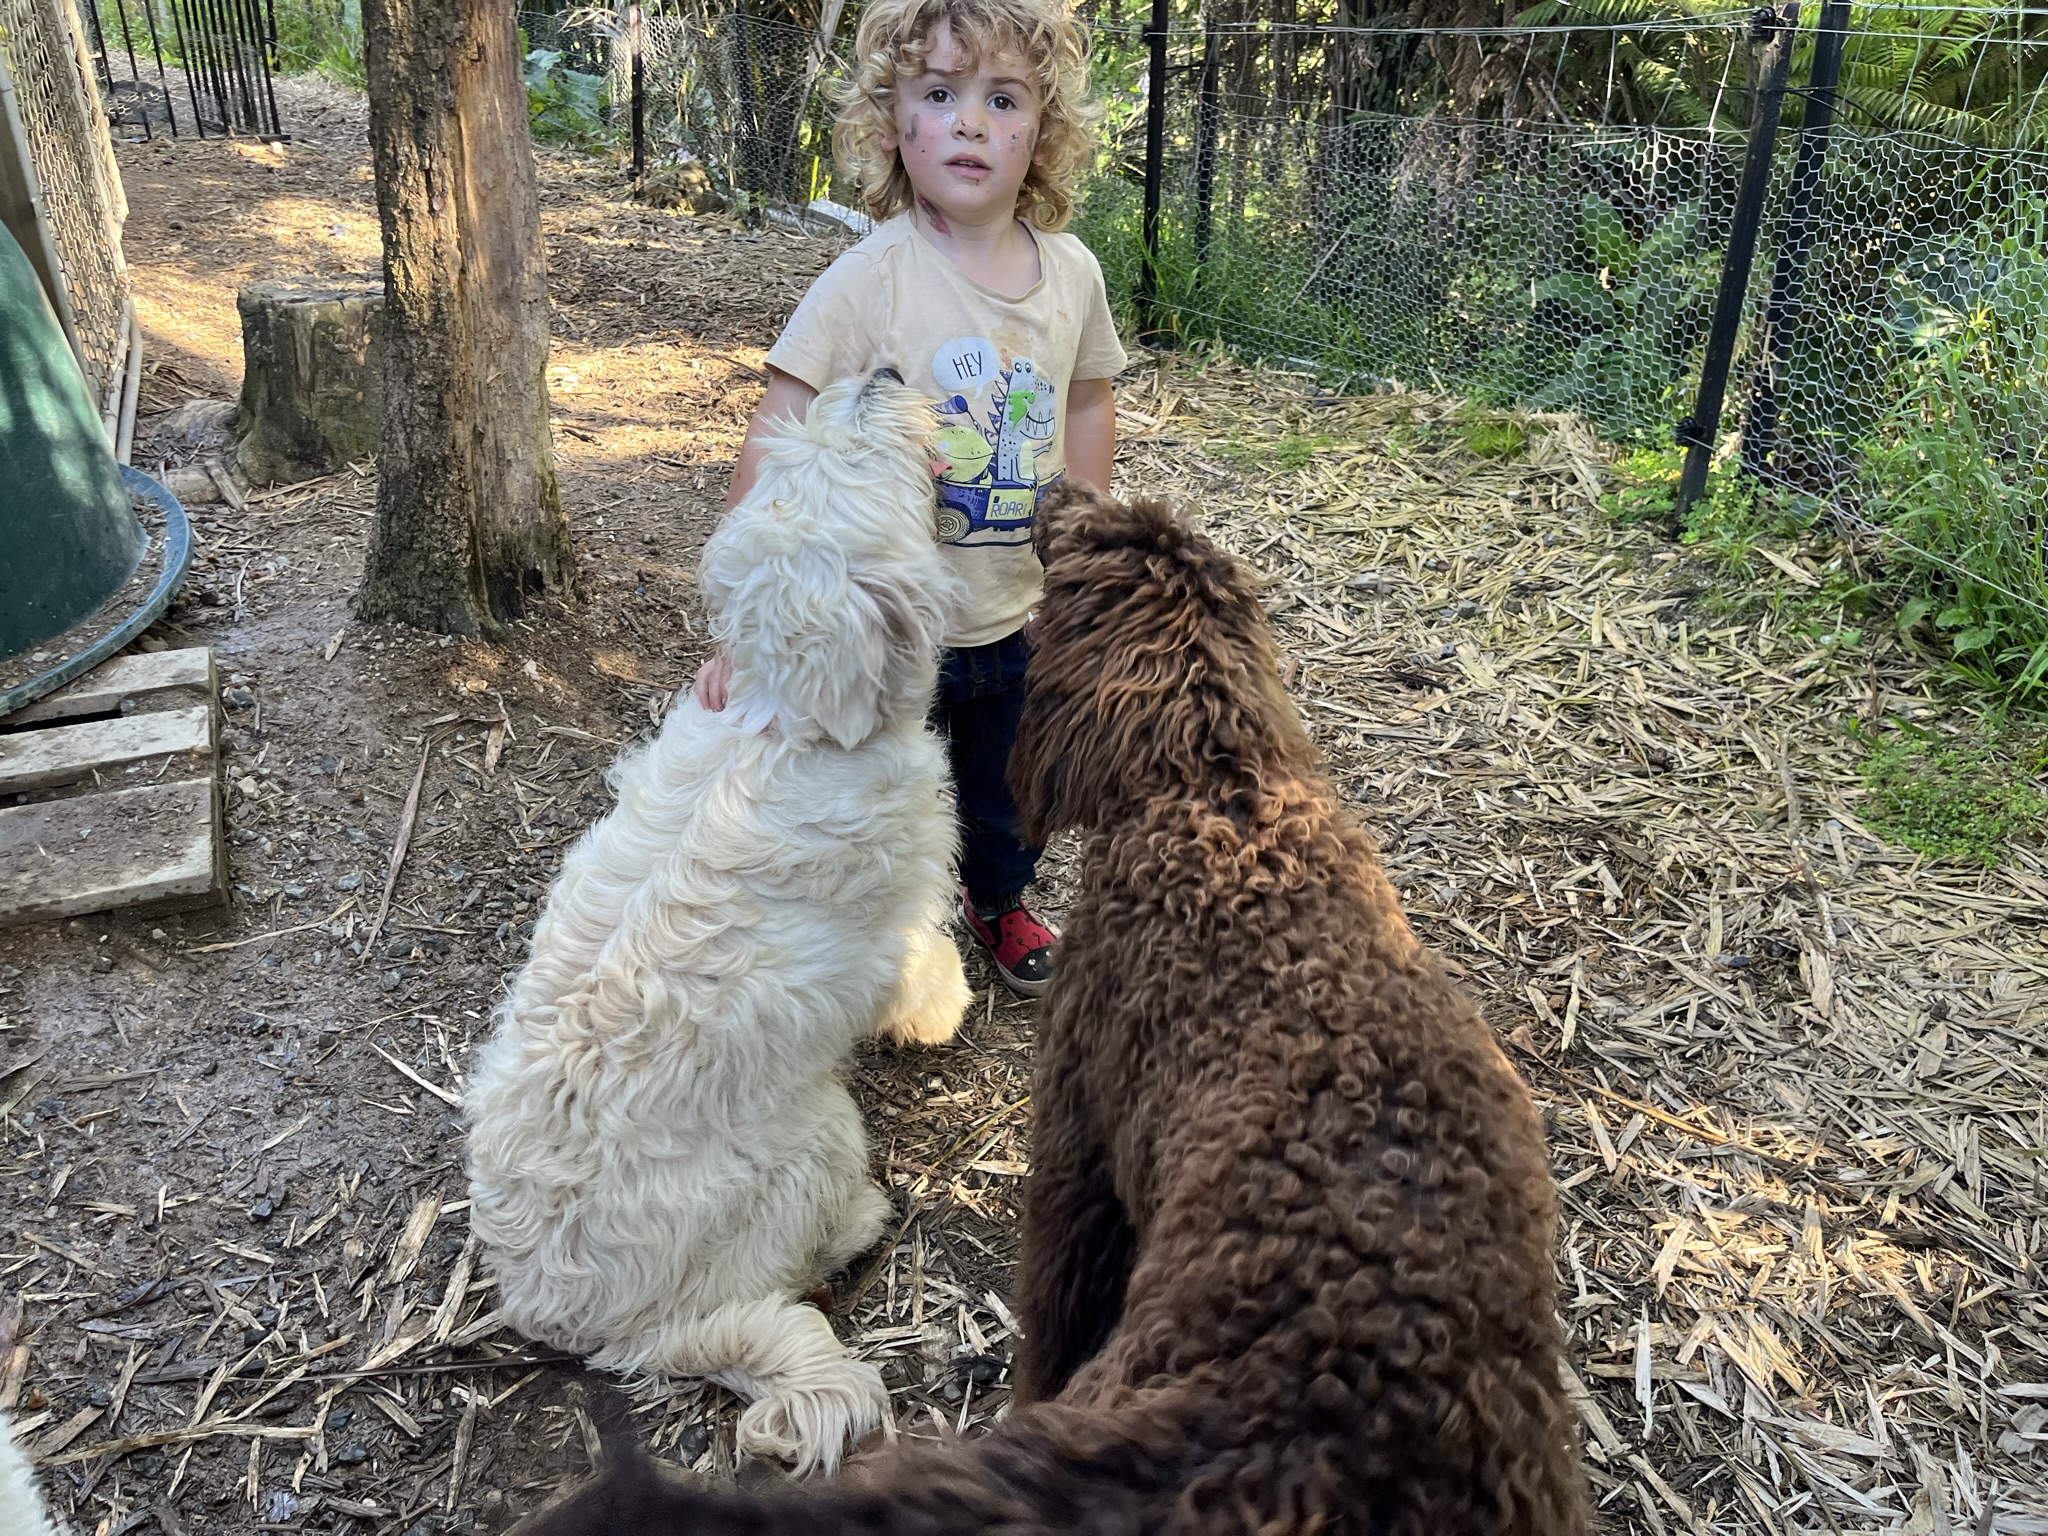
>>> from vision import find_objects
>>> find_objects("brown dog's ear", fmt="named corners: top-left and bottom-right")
top-left (1031, 478), bottom-right (1113, 567)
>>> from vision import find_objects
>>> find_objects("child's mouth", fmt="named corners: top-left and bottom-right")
top-left (945, 156), bottom-right (991, 178)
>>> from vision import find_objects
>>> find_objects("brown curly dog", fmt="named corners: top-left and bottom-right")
top-left (510, 483), bottom-right (1585, 1536)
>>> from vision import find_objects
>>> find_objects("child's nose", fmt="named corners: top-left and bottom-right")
top-left (952, 103), bottom-right (987, 137)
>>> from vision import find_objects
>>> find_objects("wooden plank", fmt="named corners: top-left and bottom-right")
top-left (0, 778), bottom-right (224, 925)
top-left (0, 706), bottom-right (214, 795)
top-left (5, 649), bottom-right (216, 728)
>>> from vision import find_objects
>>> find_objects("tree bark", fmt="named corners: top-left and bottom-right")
top-left (356, 0), bottom-right (570, 634)
top-left (235, 275), bottom-right (384, 486)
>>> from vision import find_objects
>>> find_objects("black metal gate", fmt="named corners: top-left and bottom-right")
top-left (78, 0), bottom-right (285, 140)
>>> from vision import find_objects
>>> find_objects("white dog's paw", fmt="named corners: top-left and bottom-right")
top-left (733, 1354), bottom-right (890, 1478)
top-left (873, 924), bottom-right (969, 1047)
top-left (819, 1182), bottom-right (893, 1274)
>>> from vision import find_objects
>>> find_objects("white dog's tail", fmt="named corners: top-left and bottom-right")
top-left (589, 1295), bottom-right (888, 1478)
top-left (0, 1408), bottom-right (61, 1536)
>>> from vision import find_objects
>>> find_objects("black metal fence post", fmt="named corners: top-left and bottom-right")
top-left (1673, 1), bottom-right (1799, 523)
top-left (1740, 0), bottom-right (1848, 480)
top-left (1134, 0), bottom-right (1169, 345)
top-left (630, 0), bottom-right (645, 181)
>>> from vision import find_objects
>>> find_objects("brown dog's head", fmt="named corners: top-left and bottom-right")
top-left (1010, 482), bottom-right (1309, 841)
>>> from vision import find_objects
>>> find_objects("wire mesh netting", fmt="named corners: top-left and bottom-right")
top-left (1, 0), bottom-right (132, 407)
top-left (617, 8), bottom-right (843, 203)
top-left (608, 2), bottom-right (2048, 676)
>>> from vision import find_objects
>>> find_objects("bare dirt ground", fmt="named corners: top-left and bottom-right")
top-left (5, 72), bottom-right (2048, 1536)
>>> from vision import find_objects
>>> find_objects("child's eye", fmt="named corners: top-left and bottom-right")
top-left (989, 93), bottom-right (1017, 111)
top-left (923, 86), bottom-right (952, 104)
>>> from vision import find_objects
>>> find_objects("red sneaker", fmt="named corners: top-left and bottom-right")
top-left (961, 888), bottom-right (1057, 999)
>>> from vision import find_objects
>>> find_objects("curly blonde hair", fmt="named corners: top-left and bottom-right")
top-left (832, 0), bottom-right (1098, 232)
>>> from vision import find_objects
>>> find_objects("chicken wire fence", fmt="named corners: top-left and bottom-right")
top-left (614, 8), bottom-right (842, 203)
top-left (0, 0), bottom-right (133, 413)
top-left (1078, 9), bottom-right (2048, 594)
top-left (615, 4), bottom-right (2048, 649)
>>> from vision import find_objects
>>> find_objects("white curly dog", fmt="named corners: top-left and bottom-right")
top-left (465, 371), bottom-right (971, 1476)
top-left (0, 1410), bottom-right (58, 1536)
top-left (2, 1312), bottom-right (61, 1536)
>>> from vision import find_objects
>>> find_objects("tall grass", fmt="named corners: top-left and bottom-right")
top-left (1853, 194), bottom-right (2048, 696)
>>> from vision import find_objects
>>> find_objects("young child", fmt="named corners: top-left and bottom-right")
top-left (694, 0), bottom-right (1125, 999)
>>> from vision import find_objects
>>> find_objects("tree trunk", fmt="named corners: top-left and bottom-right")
top-left (356, 0), bottom-right (569, 635)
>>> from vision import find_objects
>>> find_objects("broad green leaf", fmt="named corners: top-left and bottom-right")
top-left (1531, 273), bottom-right (1616, 326)
top-left (1581, 194), bottom-right (1637, 276)
top-left (1636, 202), bottom-right (1701, 283)
top-left (1951, 626), bottom-right (1998, 655)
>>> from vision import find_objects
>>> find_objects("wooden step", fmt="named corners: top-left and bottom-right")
top-left (4, 648), bottom-right (217, 727)
top-left (0, 647), bottom-right (226, 926)
top-left (0, 778), bottom-right (223, 923)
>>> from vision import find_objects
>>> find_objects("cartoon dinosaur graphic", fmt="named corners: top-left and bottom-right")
top-left (994, 359), bottom-right (1057, 483)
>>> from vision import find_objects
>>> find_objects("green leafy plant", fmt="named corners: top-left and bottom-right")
top-left (1212, 431), bottom-right (1334, 473)
top-left (1528, 194), bottom-right (1719, 430)
top-left (525, 48), bottom-right (610, 148)
top-left (1857, 196), bottom-right (2048, 696)
top-left (1860, 719), bottom-right (2048, 865)
top-left (1456, 407), bottom-right (1526, 459)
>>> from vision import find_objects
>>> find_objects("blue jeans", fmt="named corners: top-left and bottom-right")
top-left (929, 630), bottom-right (1039, 906)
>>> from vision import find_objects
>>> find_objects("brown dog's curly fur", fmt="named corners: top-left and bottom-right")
top-left (510, 484), bottom-right (1586, 1536)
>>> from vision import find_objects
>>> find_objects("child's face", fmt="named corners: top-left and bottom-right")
top-left (884, 23), bottom-right (1043, 228)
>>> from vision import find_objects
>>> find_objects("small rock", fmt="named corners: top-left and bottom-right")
top-left (250, 1197), bottom-right (274, 1221)
top-left (283, 883), bottom-right (309, 899)
top-left (133, 1453), bottom-right (166, 1477)
top-left (328, 1407), bottom-right (353, 1431)
top-left (962, 1354), bottom-right (1007, 1386)
top-left (91, 953), bottom-right (115, 973)
top-left (333, 1441), bottom-right (370, 1465)
top-left (222, 686), bottom-right (256, 711)
top-left (1437, 642), bottom-right (1458, 659)
top-left (1454, 600), bottom-right (1481, 619)
top-left (345, 827), bottom-right (370, 845)
top-left (87, 1384), bottom-right (112, 1407)
top-left (159, 397), bottom-right (238, 448)
top-left (444, 860), bottom-right (468, 884)
top-left (265, 1491), bottom-right (300, 1523)
top-left (333, 872), bottom-right (363, 892)
top-left (236, 775), bottom-right (260, 798)
top-left (674, 1422), bottom-right (713, 1463)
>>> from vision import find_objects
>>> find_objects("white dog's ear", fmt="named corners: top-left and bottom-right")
top-left (785, 570), bottom-right (940, 749)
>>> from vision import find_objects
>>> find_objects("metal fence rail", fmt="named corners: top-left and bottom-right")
top-left (80, 0), bottom-right (286, 139)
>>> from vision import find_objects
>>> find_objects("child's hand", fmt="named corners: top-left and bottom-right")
top-left (693, 654), bottom-right (733, 711)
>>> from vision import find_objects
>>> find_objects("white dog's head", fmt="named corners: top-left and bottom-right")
top-left (701, 372), bottom-right (962, 749)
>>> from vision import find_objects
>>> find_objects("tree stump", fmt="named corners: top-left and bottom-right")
top-left (234, 275), bottom-right (385, 487)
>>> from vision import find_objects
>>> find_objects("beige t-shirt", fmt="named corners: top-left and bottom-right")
top-left (764, 214), bottom-right (1129, 648)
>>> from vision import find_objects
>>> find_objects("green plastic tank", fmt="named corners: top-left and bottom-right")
top-left (0, 216), bottom-right (144, 661)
